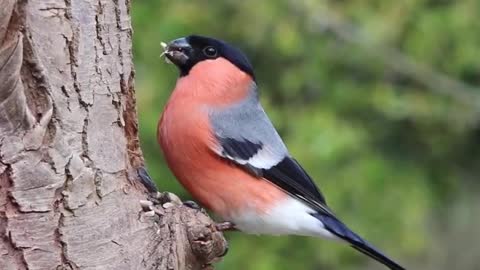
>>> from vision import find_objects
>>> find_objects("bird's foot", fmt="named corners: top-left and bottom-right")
top-left (139, 191), bottom-right (184, 220)
top-left (183, 200), bottom-right (211, 216)
top-left (214, 221), bottom-right (237, 232)
top-left (148, 191), bottom-right (183, 207)
top-left (183, 200), bottom-right (201, 209)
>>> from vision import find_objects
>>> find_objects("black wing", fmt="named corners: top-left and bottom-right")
top-left (216, 137), bottom-right (333, 216)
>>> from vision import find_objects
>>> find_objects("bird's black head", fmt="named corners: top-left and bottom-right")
top-left (163, 35), bottom-right (255, 80)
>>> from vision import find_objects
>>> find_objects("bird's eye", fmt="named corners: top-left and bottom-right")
top-left (203, 46), bottom-right (218, 57)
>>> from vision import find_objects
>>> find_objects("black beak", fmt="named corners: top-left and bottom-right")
top-left (163, 37), bottom-right (191, 66)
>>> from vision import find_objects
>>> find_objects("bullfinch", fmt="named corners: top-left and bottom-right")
top-left (158, 35), bottom-right (405, 270)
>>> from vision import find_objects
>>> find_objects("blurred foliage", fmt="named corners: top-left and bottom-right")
top-left (132, 0), bottom-right (480, 269)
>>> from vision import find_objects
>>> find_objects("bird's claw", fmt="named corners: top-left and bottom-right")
top-left (214, 221), bottom-right (237, 232)
top-left (159, 191), bottom-right (182, 205)
top-left (218, 242), bottom-right (229, 257)
top-left (146, 191), bottom-right (162, 205)
top-left (183, 200), bottom-right (210, 215)
top-left (139, 199), bottom-right (154, 211)
top-left (143, 191), bottom-right (183, 210)
top-left (183, 200), bottom-right (201, 209)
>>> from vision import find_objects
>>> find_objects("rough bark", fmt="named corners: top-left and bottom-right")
top-left (0, 1), bottom-right (227, 269)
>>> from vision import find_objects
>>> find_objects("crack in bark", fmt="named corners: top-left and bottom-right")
top-left (80, 115), bottom-right (91, 163)
top-left (50, 114), bottom-right (75, 269)
top-left (54, 199), bottom-right (76, 270)
top-left (95, 0), bottom-right (107, 56)
top-left (111, 93), bottom-right (125, 128)
top-left (62, 33), bottom-right (80, 102)
top-left (113, 0), bottom-right (143, 171)
top-left (112, 0), bottom-right (128, 31)
top-left (0, 165), bottom-right (28, 270)
top-left (62, 0), bottom-right (83, 110)
top-left (60, 85), bottom-right (72, 112)
top-left (63, 0), bottom-right (92, 167)
top-left (125, 0), bottom-right (131, 16)
top-left (167, 222), bottom-right (178, 270)
top-left (54, 205), bottom-right (69, 269)
top-left (93, 169), bottom-right (104, 199)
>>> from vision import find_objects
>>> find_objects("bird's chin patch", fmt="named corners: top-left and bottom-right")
top-left (165, 51), bottom-right (189, 66)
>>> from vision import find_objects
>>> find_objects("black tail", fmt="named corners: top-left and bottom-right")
top-left (312, 213), bottom-right (405, 270)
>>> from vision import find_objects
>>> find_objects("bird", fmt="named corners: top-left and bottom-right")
top-left (158, 34), bottom-right (405, 270)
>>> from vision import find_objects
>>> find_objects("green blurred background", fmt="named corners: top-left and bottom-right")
top-left (132, 1), bottom-right (480, 269)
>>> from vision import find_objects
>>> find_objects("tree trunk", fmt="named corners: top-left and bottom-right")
top-left (0, 1), bottom-right (227, 269)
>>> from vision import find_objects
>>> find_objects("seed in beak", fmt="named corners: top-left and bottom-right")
top-left (160, 41), bottom-right (173, 64)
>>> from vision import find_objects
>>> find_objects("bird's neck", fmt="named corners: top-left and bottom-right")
top-left (173, 58), bottom-right (254, 106)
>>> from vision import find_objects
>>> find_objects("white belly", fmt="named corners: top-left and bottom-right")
top-left (230, 197), bottom-right (338, 240)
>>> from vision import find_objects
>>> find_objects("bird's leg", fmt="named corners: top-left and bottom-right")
top-left (137, 166), bottom-right (158, 194)
top-left (214, 221), bottom-right (237, 232)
